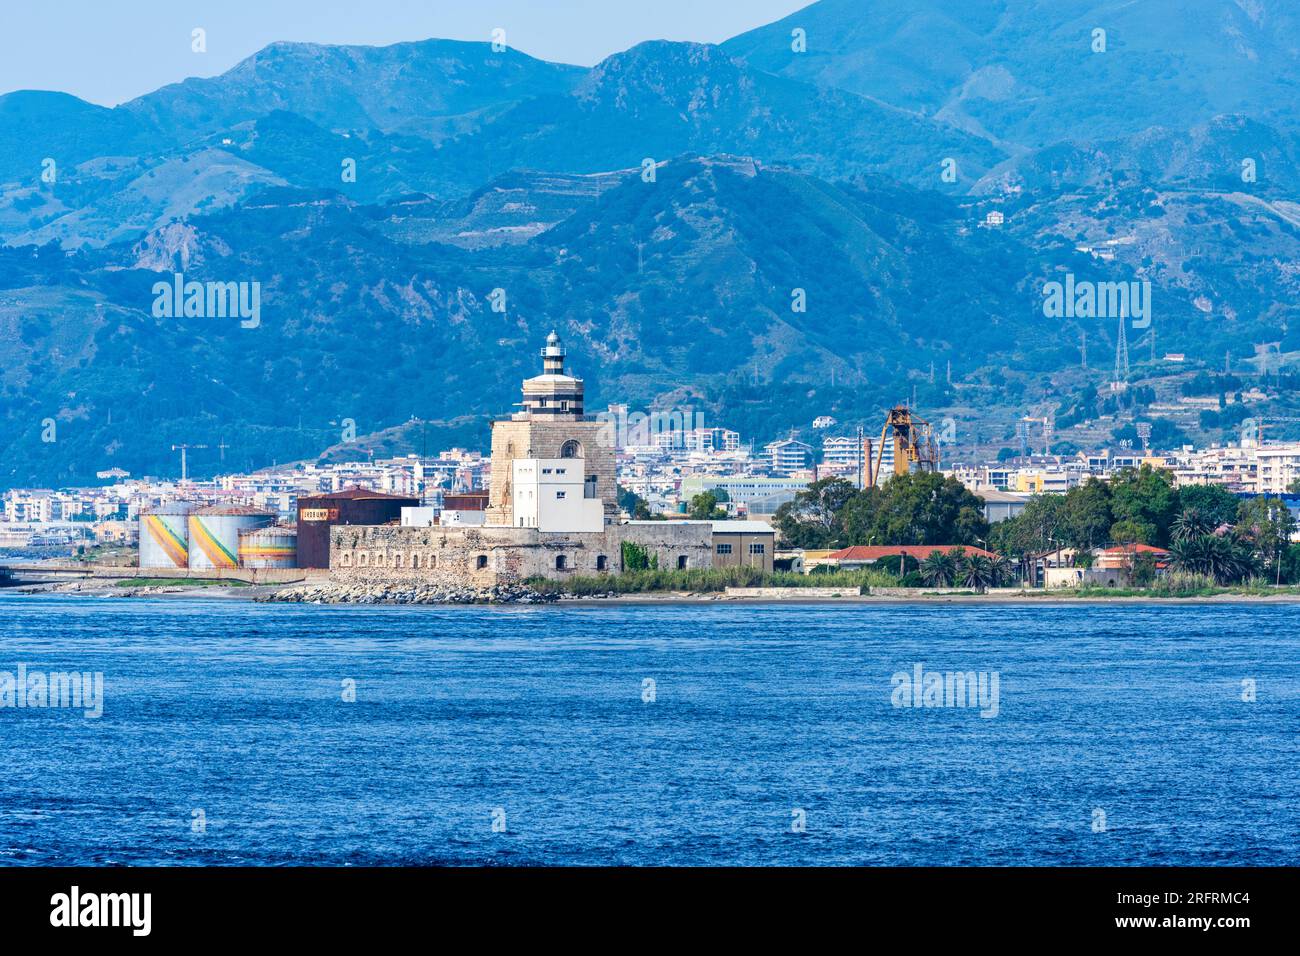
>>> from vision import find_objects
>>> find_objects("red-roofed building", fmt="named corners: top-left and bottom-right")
top-left (827, 544), bottom-right (996, 570)
top-left (1093, 544), bottom-right (1170, 571)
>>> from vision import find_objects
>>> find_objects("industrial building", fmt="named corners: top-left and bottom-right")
top-left (702, 520), bottom-right (775, 572)
top-left (296, 486), bottom-right (418, 569)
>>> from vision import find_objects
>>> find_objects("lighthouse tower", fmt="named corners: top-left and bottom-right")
top-left (485, 331), bottom-right (616, 527)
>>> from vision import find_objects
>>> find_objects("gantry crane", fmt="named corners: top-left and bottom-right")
top-left (870, 407), bottom-right (940, 487)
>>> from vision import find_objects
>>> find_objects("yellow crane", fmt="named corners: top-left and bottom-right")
top-left (870, 407), bottom-right (939, 488)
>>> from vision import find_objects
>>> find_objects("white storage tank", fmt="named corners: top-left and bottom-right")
top-left (138, 502), bottom-right (196, 569)
top-left (188, 506), bottom-right (275, 570)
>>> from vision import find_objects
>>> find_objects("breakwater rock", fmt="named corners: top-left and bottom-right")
top-left (261, 580), bottom-right (557, 606)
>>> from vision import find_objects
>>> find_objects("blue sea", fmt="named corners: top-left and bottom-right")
top-left (0, 595), bottom-right (1296, 866)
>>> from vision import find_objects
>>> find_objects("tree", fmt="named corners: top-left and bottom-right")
top-left (989, 554), bottom-right (1016, 587)
top-left (618, 485), bottom-right (654, 520)
top-left (1178, 484), bottom-right (1240, 528)
top-left (1236, 496), bottom-right (1297, 581)
top-left (1061, 478), bottom-right (1112, 549)
top-left (989, 494), bottom-right (1067, 559)
top-left (1171, 507), bottom-right (1215, 542)
top-left (688, 492), bottom-right (727, 521)
top-left (1109, 465), bottom-right (1179, 546)
top-left (1110, 518), bottom-right (1156, 546)
top-left (919, 550), bottom-right (957, 587)
top-left (848, 472), bottom-right (990, 547)
top-left (772, 477), bottom-right (859, 549)
top-left (957, 553), bottom-right (996, 590)
top-left (1168, 534), bottom-right (1257, 585)
top-left (1130, 551), bottom-right (1158, 587)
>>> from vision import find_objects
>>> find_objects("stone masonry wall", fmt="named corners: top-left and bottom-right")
top-left (330, 522), bottom-right (711, 586)
top-left (485, 418), bottom-right (617, 527)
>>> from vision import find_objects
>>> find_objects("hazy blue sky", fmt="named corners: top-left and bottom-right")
top-left (0, 0), bottom-right (811, 106)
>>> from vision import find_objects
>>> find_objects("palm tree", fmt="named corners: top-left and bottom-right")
top-left (1172, 508), bottom-right (1214, 542)
top-left (959, 555), bottom-right (995, 591)
top-left (1170, 533), bottom-right (1258, 585)
top-left (919, 551), bottom-right (957, 587)
top-left (989, 554), bottom-right (1015, 588)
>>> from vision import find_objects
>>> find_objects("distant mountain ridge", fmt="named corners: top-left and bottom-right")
top-left (2, 0), bottom-right (1300, 486)
top-left (723, 0), bottom-right (1300, 147)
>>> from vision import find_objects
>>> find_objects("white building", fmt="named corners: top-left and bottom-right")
top-left (511, 458), bottom-right (604, 532)
top-left (765, 438), bottom-right (813, 476)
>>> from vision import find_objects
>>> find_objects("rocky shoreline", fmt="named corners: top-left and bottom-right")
top-left (260, 581), bottom-right (558, 605)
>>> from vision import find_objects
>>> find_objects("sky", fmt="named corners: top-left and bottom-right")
top-left (0, 0), bottom-right (812, 106)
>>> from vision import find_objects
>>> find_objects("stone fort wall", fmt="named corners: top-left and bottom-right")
top-left (330, 522), bottom-right (712, 586)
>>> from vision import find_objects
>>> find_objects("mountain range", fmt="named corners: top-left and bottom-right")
top-left (2, 0), bottom-right (1300, 486)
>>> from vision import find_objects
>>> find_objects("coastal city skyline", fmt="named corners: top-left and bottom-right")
top-left (1, 0), bottom-right (1294, 934)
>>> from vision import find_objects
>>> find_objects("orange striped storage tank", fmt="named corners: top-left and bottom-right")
top-left (237, 526), bottom-right (298, 569)
top-left (139, 502), bottom-right (197, 569)
top-left (187, 506), bottom-right (275, 570)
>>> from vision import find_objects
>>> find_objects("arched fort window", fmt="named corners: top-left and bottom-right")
top-left (596, 555), bottom-right (608, 572)
top-left (556, 555), bottom-right (568, 571)
top-left (560, 439), bottom-right (583, 459)
top-left (476, 555), bottom-right (488, 570)
top-left (341, 553), bottom-right (352, 567)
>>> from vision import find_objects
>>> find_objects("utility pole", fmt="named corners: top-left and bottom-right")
top-left (1081, 331), bottom-right (1087, 370)
top-left (217, 439), bottom-right (229, 463)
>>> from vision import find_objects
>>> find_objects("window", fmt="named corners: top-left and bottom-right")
top-left (393, 554), bottom-right (404, 568)
top-left (411, 555), bottom-right (420, 569)
top-left (476, 555), bottom-right (488, 570)
top-left (359, 553), bottom-right (368, 566)
top-left (556, 555), bottom-right (567, 571)
top-left (560, 440), bottom-right (582, 459)
top-left (677, 556), bottom-right (688, 570)
top-left (596, 555), bottom-right (608, 572)
top-left (556, 468), bottom-right (566, 475)
top-left (716, 543), bottom-right (733, 555)
top-left (556, 491), bottom-right (566, 499)
top-left (749, 543), bottom-right (766, 555)
top-left (428, 554), bottom-right (437, 569)
top-left (341, 553), bottom-right (352, 567)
